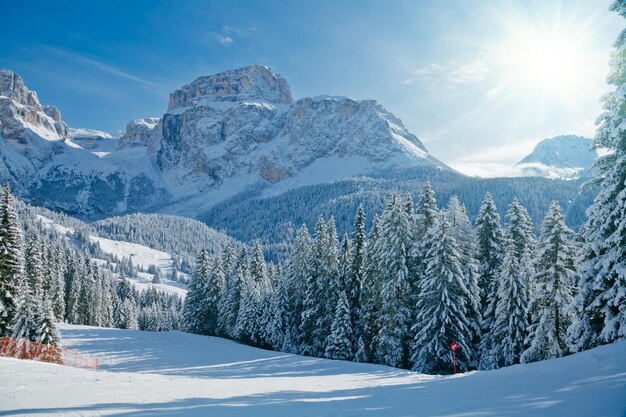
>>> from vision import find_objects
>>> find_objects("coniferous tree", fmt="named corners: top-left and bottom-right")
top-left (445, 196), bottom-right (482, 363)
top-left (268, 267), bottom-right (292, 350)
top-left (300, 216), bottom-right (329, 356)
top-left (25, 231), bottom-right (45, 303)
top-left (183, 248), bottom-right (211, 334)
top-left (489, 239), bottom-right (529, 367)
top-left (359, 215), bottom-right (382, 361)
top-left (288, 225), bottom-right (312, 348)
top-left (569, 0), bottom-right (626, 351)
top-left (411, 213), bottom-right (473, 373)
top-left (0, 186), bottom-right (25, 336)
top-left (522, 202), bottom-right (577, 363)
top-left (474, 192), bottom-right (505, 368)
top-left (250, 241), bottom-right (272, 346)
top-left (224, 247), bottom-right (247, 338)
top-left (374, 194), bottom-right (413, 368)
top-left (349, 206), bottom-right (367, 343)
top-left (217, 244), bottom-right (236, 335)
top-left (10, 280), bottom-right (39, 342)
top-left (505, 198), bottom-right (536, 302)
top-left (38, 297), bottom-right (61, 347)
top-left (325, 290), bottom-right (353, 360)
top-left (235, 258), bottom-right (261, 343)
top-left (410, 184), bottom-right (438, 314)
top-left (64, 257), bottom-right (82, 324)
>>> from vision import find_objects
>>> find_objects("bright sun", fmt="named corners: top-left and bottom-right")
top-left (511, 32), bottom-right (583, 96)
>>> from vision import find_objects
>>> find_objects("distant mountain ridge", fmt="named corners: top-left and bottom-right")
top-left (0, 65), bottom-right (447, 219)
top-left (0, 66), bottom-right (597, 247)
top-left (516, 135), bottom-right (596, 179)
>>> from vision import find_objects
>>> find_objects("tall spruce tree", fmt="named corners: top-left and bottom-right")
top-left (349, 206), bottom-right (367, 343)
top-left (488, 239), bottom-right (529, 367)
top-left (411, 213), bottom-right (473, 373)
top-left (0, 186), bottom-right (25, 336)
top-left (288, 224), bottom-right (313, 350)
top-left (475, 192), bottom-right (505, 369)
top-left (445, 196), bottom-right (482, 363)
top-left (359, 215), bottom-right (382, 361)
top-left (324, 290), bottom-right (353, 360)
top-left (522, 202), bottom-right (577, 363)
top-left (374, 194), bottom-right (413, 368)
top-left (569, 0), bottom-right (626, 351)
top-left (182, 248), bottom-right (211, 334)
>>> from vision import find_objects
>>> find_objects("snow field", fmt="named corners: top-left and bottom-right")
top-left (1, 324), bottom-right (625, 417)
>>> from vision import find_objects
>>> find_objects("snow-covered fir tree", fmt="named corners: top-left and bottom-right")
top-left (358, 215), bottom-right (382, 361)
top-left (10, 279), bottom-right (39, 342)
top-left (411, 213), bottom-right (473, 373)
top-left (505, 198), bottom-right (536, 302)
top-left (522, 202), bottom-right (577, 363)
top-left (182, 248), bottom-right (212, 334)
top-left (286, 224), bottom-right (313, 348)
top-left (568, 0), bottom-right (626, 351)
top-left (445, 196), bottom-right (482, 362)
top-left (374, 194), bottom-right (413, 368)
top-left (348, 206), bottom-right (367, 344)
top-left (0, 186), bottom-right (25, 336)
top-left (488, 238), bottom-right (529, 368)
top-left (25, 231), bottom-right (45, 303)
top-left (325, 290), bottom-right (353, 360)
top-left (38, 297), bottom-right (61, 347)
top-left (474, 192), bottom-right (505, 368)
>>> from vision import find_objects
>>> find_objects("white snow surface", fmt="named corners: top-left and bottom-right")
top-left (89, 235), bottom-right (188, 297)
top-left (1, 324), bottom-right (625, 416)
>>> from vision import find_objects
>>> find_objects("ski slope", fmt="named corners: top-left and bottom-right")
top-left (1, 324), bottom-right (625, 417)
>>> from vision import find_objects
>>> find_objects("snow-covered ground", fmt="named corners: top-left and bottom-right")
top-left (36, 214), bottom-right (188, 297)
top-left (1, 324), bottom-right (625, 416)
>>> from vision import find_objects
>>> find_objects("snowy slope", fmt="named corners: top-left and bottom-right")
top-left (1, 324), bottom-right (624, 417)
top-left (36, 213), bottom-right (187, 297)
top-left (89, 235), bottom-right (188, 298)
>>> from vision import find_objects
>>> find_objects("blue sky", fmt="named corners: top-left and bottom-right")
top-left (0, 0), bottom-right (622, 174)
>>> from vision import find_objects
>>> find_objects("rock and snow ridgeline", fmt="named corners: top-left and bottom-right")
top-left (0, 65), bottom-right (443, 218)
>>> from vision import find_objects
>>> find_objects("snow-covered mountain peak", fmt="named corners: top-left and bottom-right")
top-left (167, 65), bottom-right (293, 111)
top-left (519, 135), bottom-right (596, 168)
top-left (516, 135), bottom-right (596, 179)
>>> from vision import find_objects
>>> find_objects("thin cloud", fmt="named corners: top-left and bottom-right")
top-left (407, 56), bottom-right (491, 87)
top-left (40, 46), bottom-right (158, 88)
top-left (216, 34), bottom-right (234, 46)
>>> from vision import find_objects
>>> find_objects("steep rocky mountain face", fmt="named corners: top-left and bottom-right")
top-left (0, 65), bottom-right (446, 219)
top-left (0, 69), bottom-right (168, 217)
top-left (516, 135), bottom-right (597, 179)
top-left (152, 65), bottom-right (445, 215)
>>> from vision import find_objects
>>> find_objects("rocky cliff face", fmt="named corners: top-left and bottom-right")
top-left (155, 66), bottom-right (442, 204)
top-left (118, 118), bottom-right (160, 149)
top-left (0, 65), bottom-right (446, 218)
top-left (0, 70), bottom-right (69, 142)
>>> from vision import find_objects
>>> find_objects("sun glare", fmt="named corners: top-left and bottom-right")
top-left (509, 31), bottom-right (584, 97)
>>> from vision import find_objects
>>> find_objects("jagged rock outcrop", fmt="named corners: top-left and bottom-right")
top-left (0, 70), bottom-right (69, 142)
top-left (156, 66), bottom-right (442, 201)
top-left (167, 65), bottom-right (293, 110)
top-left (118, 117), bottom-right (159, 149)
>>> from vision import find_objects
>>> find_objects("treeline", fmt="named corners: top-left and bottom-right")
top-left (0, 186), bottom-right (184, 348)
top-left (183, 185), bottom-right (586, 373)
